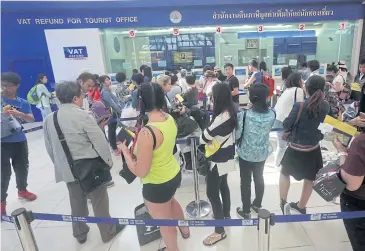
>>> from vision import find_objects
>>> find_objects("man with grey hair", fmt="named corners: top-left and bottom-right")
top-left (178, 69), bottom-right (189, 93)
top-left (43, 81), bottom-right (125, 244)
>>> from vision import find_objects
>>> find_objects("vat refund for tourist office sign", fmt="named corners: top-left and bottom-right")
top-left (6, 4), bottom-right (363, 29)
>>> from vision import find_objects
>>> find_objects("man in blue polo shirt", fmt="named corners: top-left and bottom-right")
top-left (1, 72), bottom-right (37, 215)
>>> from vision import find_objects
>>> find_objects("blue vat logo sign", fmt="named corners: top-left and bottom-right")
top-left (63, 46), bottom-right (88, 59)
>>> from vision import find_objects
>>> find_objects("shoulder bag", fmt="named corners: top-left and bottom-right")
top-left (119, 125), bottom-right (156, 184)
top-left (282, 102), bottom-right (304, 141)
top-left (53, 111), bottom-right (112, 193)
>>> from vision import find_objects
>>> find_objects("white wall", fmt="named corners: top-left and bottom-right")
top-left (45, 28), bottom-right (106, 82)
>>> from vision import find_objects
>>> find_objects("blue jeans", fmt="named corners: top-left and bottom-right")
top-left (39, 107), bottom-right (52, 120)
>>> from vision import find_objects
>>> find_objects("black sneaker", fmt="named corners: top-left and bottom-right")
top-left (280, 199), bottom-right (290, 215)
top-left (78, 237), bottom-right (87, 244)
top-left (289, 202), bottom-right (306, 214)
top-left (115, 224), bottom-right (126, 235)
top-left (236, 207), bottom-right (251, 219)
top-left (250, 204), bottom-right (261, 214)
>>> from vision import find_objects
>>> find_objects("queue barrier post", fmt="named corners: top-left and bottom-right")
top-left (185, 137), bottom-right (211, 218)
top-left (11, 208), bottom-right (39, 251)
top-left (257, 209), bottom-right (275, 251)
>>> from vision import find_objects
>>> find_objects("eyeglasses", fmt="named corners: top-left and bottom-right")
top-left (1, 84), bottom-right (18, 88)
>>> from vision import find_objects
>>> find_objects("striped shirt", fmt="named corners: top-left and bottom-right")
top-left (200, 111), bottom-right (235, 163)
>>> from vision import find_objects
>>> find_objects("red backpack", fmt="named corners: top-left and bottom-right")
top-left (261, 73), bottom-right (275, 98)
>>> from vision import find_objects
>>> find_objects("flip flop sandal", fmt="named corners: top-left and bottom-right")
top-left (179, 227), bottom-right (190, 239)
top-left (203, 232), bottom-right (227, 246)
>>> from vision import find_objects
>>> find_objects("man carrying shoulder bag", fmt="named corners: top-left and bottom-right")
top-left (43, 81), bottom-right (125, 244)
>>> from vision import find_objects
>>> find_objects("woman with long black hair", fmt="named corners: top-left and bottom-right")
top-left (279, 75), bottom-right (329, 215)
top-left (236, 84), bottom-right (276, 219)
top-left (119, 83), bottom-right (188, 251)
top-left (200, 83), bottom-right (237, 246)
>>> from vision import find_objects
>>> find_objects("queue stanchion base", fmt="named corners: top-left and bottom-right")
top-left (186, 200), bottom-right (211, 218)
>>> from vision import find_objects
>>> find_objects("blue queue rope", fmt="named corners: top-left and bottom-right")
top-left (3, 210), bottom-right (365, 226)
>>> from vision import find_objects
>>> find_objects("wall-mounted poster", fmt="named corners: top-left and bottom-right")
top-left (206, 57), bottom-right (215, 63)
top-left (246, 39), bottom-right (259, 49)
top-left (194, 60), bottom-right (203, 67)
top-left (224, 55), bottom-right (233, 61)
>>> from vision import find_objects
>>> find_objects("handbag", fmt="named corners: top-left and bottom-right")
top-left (313, 162), bottom-right (346, 202)
top-left (1, 113), bottom-right (23, 138)
top-left (196, 146), bottom-right (210, 176)
top-left (1, 98), bottom-right (23, 138)
top-left (90, 101), bottom-right (112, 124)
top-left (175, 115), bottom-right (199, 138)
top-left (282, 102), bottom-right (304, 141)
top-left (53, 111), bottom-right (112, 193)
top-left (119, 125), bottom-right (156, 184)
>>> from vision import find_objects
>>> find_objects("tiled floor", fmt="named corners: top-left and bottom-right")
top-left (1, 128), bottom-right (352, 251)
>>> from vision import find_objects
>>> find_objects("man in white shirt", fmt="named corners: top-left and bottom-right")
top-left (77, 72), bottom-right (96, 111)
top-left (307, 60), bottom-right (321, 78)
top-left (178, 69), bottom-right (189, 93)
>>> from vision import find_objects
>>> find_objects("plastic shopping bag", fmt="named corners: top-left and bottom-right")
top-left (134, 203), bottom-right (161, 246)
top-left (313, 162), bottom-right (346, 202)
top-left (120, 105), bottom-right (139, 127)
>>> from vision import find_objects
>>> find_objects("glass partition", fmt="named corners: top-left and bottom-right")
top-left (101, 20), bottom-right (356, 77)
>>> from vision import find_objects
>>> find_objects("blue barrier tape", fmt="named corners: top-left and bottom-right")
top-left (275, 211), bottom-right (365, 223)
top-left (3, 211), bottom-right (365, 226)
top-left (31, 213), bottom-right (258, 227)
top-left (1, 215), bottom-right (13, 223)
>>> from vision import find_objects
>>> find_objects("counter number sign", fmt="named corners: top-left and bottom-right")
top-left (257, 25), bottom-right (264, 33)
top-left (129, 29), bottom-right (136, 38)
top-left (299, 24), bottom-right (305, 31)
top-left (216, 26), bottom-right (222, 34)
top-left (340, 22), bottom-right (346, 30)
top-left (173, 28), bottom-right (180, 36)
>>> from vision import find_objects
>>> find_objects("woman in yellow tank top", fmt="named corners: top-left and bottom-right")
top-left (119, 83), bottom-right (189, 251)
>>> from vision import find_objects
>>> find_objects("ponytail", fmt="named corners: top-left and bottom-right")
top-left (307, 89), bottom-right (324, 118)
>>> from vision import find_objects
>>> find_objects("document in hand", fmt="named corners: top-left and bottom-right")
top-left (319, 115), bottom-right (359, 147)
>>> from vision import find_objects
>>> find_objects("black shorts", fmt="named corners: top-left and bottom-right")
top-left (142, 172), bottom-right (182, 203)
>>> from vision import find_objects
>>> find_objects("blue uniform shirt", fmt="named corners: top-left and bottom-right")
top-left (1, 96), bottom-right (32, 143)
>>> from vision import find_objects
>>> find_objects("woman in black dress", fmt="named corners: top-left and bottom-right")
top-left (279, 75), bottom-right (329, 215)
